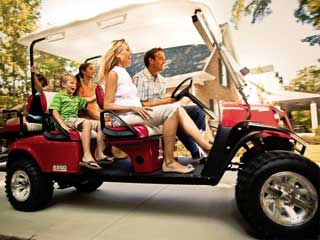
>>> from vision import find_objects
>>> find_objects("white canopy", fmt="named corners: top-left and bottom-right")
top-left (19, 0), bottom-right (221, 62)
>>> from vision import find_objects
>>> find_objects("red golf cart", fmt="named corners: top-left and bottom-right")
top-left (1, 1), bottom-right (318, 238)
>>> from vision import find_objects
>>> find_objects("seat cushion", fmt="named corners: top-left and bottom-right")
top-left (26, 122), bottom-right (43, 131)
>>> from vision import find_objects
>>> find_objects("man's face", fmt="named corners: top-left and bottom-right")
top-left (150, 50), bottom-right (166, 72)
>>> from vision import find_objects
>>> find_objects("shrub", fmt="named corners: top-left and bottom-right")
top-left (302, 135), bottom-right (320, 145)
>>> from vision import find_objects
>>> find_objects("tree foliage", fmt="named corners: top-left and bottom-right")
top-left (284, 65), bottom-right (320, 93)
top-left (34, 52), bottom-right (78, 92)
top-left (0, 0), bottom-right (79, 108)
top-left (284, 65), bottom-right (320, 131)
top-left (0, 0), bottom-right (41, 98)
top-left (231, 0), bottom-right (272, 26)
top-left (232, 0), bottom-right (320, 46)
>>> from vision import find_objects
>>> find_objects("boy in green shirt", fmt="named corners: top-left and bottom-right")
top-left (50, 73), bottom-right (109, 170)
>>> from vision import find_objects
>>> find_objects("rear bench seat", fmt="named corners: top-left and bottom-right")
top-left (0, 91), bottom-right (56, 137)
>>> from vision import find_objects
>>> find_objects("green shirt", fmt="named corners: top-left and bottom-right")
top-left (49, 91), bottom-right (87, 120)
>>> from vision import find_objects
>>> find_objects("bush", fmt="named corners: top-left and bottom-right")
top-left (301, 135), bottom-right (320, 145)
top-left (291, 110), bottom-right (311, 131)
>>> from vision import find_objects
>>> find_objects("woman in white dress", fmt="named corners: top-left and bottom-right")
top-left (98, 39), bottom-right (212, 174)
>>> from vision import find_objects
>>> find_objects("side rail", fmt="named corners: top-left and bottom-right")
top-left (202, 121), bottom-right (307, 184)
top-left (100, 110), bottom-right (143, 138)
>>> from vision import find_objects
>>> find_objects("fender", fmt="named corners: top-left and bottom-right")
top-left (8, 137), bottom-right (45, 170)
top-left (202, 121), bottom-right (307, 184)
top-left (8, 135), bottom-right (82, 173)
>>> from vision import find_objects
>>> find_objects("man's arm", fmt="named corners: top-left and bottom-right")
top-left (133, 71), bottom-right (175, 107)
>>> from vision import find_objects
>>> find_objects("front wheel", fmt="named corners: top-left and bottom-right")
top-left (236, 151), bottom-right (319, 238)
top-left (5, 157), bottom-right (53, 211)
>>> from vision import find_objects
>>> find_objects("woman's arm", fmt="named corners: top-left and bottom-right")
top-left (10, 102), bottom-right (26, 112)
top-left (32, 66), bottom-right (44, 93)
top-left (85, 108), bottom-right (100, 120)
top-left (104, 71), bottom-right (152, 121)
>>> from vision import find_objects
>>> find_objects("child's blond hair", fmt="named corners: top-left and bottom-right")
top-left (60, 73), bottom-right (76, 86)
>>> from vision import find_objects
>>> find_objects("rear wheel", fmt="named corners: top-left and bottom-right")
top-left (235, 151), bottom-right (319, 238)
top-left (74, 179), bottom-right (103, 192)
top-left (5, 157), bottom-right (53, 211)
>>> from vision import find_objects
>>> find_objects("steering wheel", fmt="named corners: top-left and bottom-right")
top-left (171, 77), bottom-right (193, 100)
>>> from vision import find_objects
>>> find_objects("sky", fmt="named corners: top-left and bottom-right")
top-left (39, 0), bottom-right (320, 84)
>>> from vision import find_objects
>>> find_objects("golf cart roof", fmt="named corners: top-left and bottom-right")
top-left (19, 0), bottom-right (222, 62)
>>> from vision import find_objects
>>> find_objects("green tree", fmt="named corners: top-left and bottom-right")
top-left (0, 0), bottom-right (79, 109)
top-left (0, 0), bottom-right (41, 101)
top-left (232, 0), bottom-right (320, 46)
top-left (285, 66), bottom-right (320, 93)
top-left (33, 52), bottom-right (78, 92)
top-left (284, 66), bottom-right (320, 131)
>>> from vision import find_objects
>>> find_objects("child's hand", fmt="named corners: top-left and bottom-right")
top-left (61, 124), bottom-right (72, 132)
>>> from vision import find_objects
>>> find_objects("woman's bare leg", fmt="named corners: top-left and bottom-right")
top-left (176, 107), bottom-right (212, 152)
top-left (162, 111), bottom-right (194, 173)
top-left (95, 123), bottom-right (108, 160)
top-left (81, 120), bottom-right (96, 162)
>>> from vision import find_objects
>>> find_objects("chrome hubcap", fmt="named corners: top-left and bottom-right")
top-left (11, 170), bottom-right (31, 202)
top-left (260, 171), bottom-right (318, 227)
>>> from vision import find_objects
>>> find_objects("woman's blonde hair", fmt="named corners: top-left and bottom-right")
top-left (97, 39), bottom-right (127, 84)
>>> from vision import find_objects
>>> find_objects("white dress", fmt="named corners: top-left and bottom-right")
top-left (103, 66), bottom-right (179, 128)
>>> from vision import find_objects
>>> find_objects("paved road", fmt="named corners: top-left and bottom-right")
top-left (0, 167), bottom-right (259, 240)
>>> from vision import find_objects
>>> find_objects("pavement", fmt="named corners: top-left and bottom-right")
top-left (0, 167), bottom-right (257, 240)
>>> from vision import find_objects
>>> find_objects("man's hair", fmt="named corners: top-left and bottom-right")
top-left (144, 47), bottom-right (163, 67)
top-left (60, 73), bottom-right (75, 86)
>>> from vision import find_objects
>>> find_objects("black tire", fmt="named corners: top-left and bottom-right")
top-left (74, 179), bottom-right (103, 192)
top-left (235, 150), bottom-right (319, 238)
top-left (236, 148), bottom-right (262, 221)
top-left (5, 157), bottom-right (53, 211)
top-left (236, 137), bottom-right (294, 219)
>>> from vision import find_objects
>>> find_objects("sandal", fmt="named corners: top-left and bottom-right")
top-left (96, 156), bottom-right (114, 166)
top-left (79, 161), bottom-right (102, 170)
top-left (162, 162), bottom-right (194, 174)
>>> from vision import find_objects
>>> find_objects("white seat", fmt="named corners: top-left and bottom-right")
top-left (25, 122), bottom-right (43, 132)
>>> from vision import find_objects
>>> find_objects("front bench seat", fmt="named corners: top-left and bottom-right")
top-left (95, 85), bottom-right (161, 139)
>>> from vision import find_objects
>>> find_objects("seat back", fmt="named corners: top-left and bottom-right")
top-left (95, 85), bottom-right (104, 109)
top-left (26, 91), bottom-right (57, 123)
